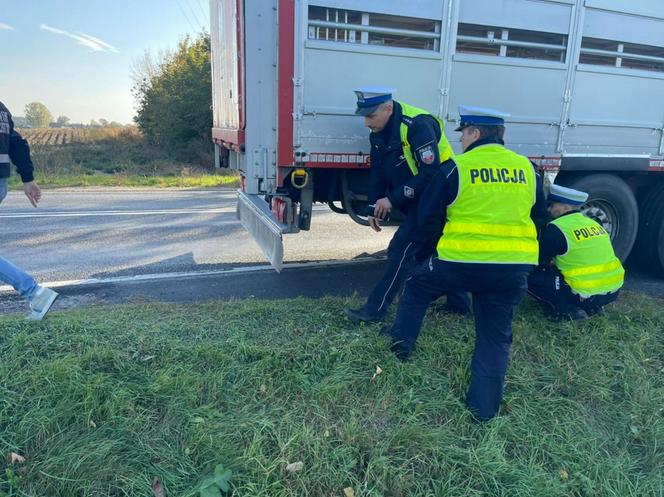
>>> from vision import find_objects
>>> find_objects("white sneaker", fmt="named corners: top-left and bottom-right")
top-left (27, 287), bottom-right (59, 320)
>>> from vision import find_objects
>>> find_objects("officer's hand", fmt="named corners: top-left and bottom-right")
top-left (368, 216), bottom-right (382, 232)
top-left (23, 181), bottom-right (42, 208)
top-left (374, 197), bottom-right (392, 219)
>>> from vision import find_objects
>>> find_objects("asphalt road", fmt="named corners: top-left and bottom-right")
top-left (0, 188), bottom-right (396, 282)
top-left (1, 188), bottom-right (662, 316)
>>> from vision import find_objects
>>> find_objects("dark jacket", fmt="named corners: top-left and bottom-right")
top-left (0, 101), bottom-right (35, 182)
top-left (368, 101), bottom-right (444, 213)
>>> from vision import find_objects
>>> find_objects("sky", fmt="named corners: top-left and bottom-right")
top-left (0, 0), bottom-right (209, 124)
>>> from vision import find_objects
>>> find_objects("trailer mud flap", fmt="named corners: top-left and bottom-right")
top-left (236, 190), bottom-right (285, 272)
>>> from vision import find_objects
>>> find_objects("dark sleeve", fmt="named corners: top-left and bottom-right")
top-left (7, 112), bottom-right (34, 183)
top-left (538, 222), bottom-right (567, 267)
top-left (387, 115), bottom-right (440, 210)
top-left (530, 161), bottom-right (549, 232)
top-left (416, 158), bottom-right (458, 231)
top-left (368, 140), bottom-right (387, 207)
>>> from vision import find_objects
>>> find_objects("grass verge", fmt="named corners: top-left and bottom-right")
top-left (1, 293), bottom-right (662, 496)
top-left (8, 173), bottom-right (239, 189)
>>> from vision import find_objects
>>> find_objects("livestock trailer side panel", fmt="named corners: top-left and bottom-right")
top-left (449, 0), bottom-right (573, 155)
top-left (299, 2), bottom-right (447, 158)
top-left (210, 0), bottom-right (664, 272)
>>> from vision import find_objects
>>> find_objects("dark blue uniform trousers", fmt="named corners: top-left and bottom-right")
top-left (364, 213), bottom-right (470, 318)
top-left (528, 265), bottom-right (619, 316)
top-left (388, 258), bottom-right (530, 420)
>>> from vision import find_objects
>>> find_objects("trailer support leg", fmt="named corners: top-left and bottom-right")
top-left (298, 172), bottom-right (314, 231)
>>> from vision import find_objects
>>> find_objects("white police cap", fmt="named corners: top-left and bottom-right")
top-left (354, 86), bottom-right (396, 116)
top-left (455, 104), bottom-right (511, 131)
top-left (548, 184), bottom-right (589, 206)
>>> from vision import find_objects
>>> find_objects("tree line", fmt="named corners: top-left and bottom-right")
top-left (17, 102), bottom-right (125, 129)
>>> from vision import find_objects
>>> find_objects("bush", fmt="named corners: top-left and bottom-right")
top-left (133, 34), bottom-right (212, 165)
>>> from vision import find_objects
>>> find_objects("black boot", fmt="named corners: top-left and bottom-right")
top-left (550, 308), bottom-right (587, 321)
top-left (344, 307), bottom-right (384, 323)
top-left (390, 340), bottom-right (411, 362)
top-left (585, 306), bottom-right (605, 317)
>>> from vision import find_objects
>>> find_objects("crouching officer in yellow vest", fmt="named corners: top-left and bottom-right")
top-left (528, 184), bottom-right (624, 320)
top-left (345, 86), bottom-right (470, 324)
top-left (382, 105), bottom-right (548, 421)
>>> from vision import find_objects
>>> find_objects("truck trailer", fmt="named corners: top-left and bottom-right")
top-left (210, 0), bottom-right (664, 273)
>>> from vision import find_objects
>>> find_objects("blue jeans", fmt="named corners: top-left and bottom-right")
top-left (0, 177), bottom-right (39, 299)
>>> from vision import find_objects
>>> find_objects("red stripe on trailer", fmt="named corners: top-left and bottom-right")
top-left (283, 153), bottom-right (568, 171)
top-left (649, 159), bottom-right (664, 171)
top-left (528, 156), bottom-right (562, 171)
top-left (276, 153), bottom-right (571, 171)
top-left (212, 128), bottom-right (244, 151)
top-left (300, 152), bottom-right (370, 169)
top-left (303, 162), bottom-right (370, 169)
top-left (277, 0), bottom-right (295, 184)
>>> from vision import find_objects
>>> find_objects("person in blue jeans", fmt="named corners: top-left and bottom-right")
top-left (1, 100), bottom-right (58, 320)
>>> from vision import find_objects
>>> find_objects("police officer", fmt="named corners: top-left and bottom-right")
top-left (528, 184), bottom-right (624, 320)
top-left (345, 87), bottom-right (470, 323)
top-left (383, 105), bottom-right (548, 421)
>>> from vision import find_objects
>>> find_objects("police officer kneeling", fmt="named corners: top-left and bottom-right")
top-left (528, 184), bottom-right (624, 320)
top-left (382, 105), bottom-right (547, 421)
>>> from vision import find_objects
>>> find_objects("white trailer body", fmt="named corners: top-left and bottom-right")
top-left (210, 0), bottom-right (664, 273)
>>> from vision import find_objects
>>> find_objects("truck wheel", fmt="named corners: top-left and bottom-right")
top-left (563, 174), bottom-right (638, 261)
top-left (632, 184), bottom-right (664, 275)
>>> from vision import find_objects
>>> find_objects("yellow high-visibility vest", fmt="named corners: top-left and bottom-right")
top-left (437, 144), bottom-right (538, 264)
top-left (398, 101), bottom-right (453, 176)
top-left (550, 212), bottom-right (624, 297)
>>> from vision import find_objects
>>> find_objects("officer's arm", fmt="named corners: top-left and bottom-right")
top-left (538, 223), bottom-right (567, 267)
top-left (7, 112), bottom-right (35, 183)
top-left (387, 115), bottom-right (441, 210)
top-left (529, 162), bottom-right (549, 232)
top-left (416, 159), bottom-right (457, 231)
top-left (368, 141), bottom-right (387, 206)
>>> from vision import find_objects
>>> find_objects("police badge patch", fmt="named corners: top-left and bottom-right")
top-left (404, 186), bottom-right (415, 198)
top-left (418, 145), bottom-right (435, 165)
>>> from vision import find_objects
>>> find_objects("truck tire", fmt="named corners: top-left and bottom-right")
top-left (632, 184), bottom-right (664, 276)
top-left (562, 174), bottom-right (638, 261)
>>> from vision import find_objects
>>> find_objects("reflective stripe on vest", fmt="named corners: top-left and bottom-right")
top-left (398, 102), bottom-right (453, 176)
top-left (436, 144), bottom-right (538, 264)
top-left (0, 154), bottom-right (9, 163)
top-left (551, 212), bottom-right (624, 297)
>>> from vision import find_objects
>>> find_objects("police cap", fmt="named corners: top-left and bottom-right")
top-left (353, 86), bottom-right (395, 116)
top-left (548, 184), bottom-right (589, 206)
top-left (455, 104), bottom-right (510, 131)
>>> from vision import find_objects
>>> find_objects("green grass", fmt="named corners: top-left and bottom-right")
top-left (0, 293), bottom-right (662, 496)
top-left (8, 172), bottom-right (239, 189)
